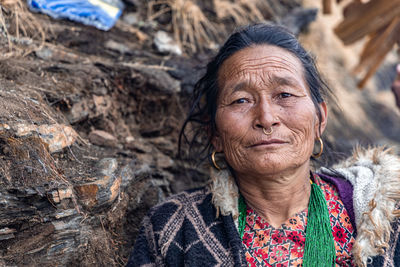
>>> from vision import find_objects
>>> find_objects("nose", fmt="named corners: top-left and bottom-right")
top-left (253, 99), bottom-right (280, 131)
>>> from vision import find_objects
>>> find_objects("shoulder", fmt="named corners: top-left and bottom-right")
top-left (319, 146), bottom-right (400, 210)
top-left (320, 146), bottom-right (400, 184)
top-left (319, 146), bottom-right (400, 266)
top-left (150, 186), bottom-right (211, 213)
top-left (145, 186), bottom-right (213, 228)
top-left (130, 187), bottom-right (220, 266)
top-left (135, 186), bottom-right (239, 266)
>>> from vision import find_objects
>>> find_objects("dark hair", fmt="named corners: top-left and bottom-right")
top-left (179, 23), bottom-right (333, 162)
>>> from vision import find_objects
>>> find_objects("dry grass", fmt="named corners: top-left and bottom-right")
top-left (147, 0), bottom-right (274, 53)
top-left (0, 0), bottom-right (47, 58)
top-left (237, 0), bottom-right (274, 21)
top-left (213, 0), bottom-right (249, 25)
top-left (148, 0), bottom-right (220, 52)
top-left (174, 0), bottom-right (219, 52)
top-left (214, 0), bottom-right (274, 26)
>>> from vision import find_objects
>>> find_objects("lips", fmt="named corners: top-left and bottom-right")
top-left (249, 139), bottom-right (287, 147)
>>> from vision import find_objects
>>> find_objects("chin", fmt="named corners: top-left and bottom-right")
top-left (257, 163), bottom-right (288, 174)
top-left (252, 155), bottom-right (308, 174)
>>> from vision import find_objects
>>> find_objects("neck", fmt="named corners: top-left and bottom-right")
top-left (236, 163), bottom-right (312, 228)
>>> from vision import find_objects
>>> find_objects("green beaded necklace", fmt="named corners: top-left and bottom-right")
top-left (238, 178), bottom-right (336, 267)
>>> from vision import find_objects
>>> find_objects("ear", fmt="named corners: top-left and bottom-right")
top-left (316, 101), bottom-right (328, 137)
top-left (211, 131), bottom-right (223, 152)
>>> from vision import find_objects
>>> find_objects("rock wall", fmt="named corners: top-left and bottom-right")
top-left (0, 8), bottom-right (208, 263)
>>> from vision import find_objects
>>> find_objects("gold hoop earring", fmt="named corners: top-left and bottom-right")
top-left (211, 151), bottom-right (221, 170)
top-left (262, 127), bottom-right (273, 135)
top-left (312, 137), bottom-right (324, 158)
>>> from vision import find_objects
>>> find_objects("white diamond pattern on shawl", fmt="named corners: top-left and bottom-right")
top-left (158, 198), bottom-right (185, 256)
top-left (180, 192), bottom-right (235, 266)
top-left (158, 190), bottom-right (208, 257)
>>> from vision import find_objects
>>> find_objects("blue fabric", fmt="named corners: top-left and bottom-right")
top-left (27, 0), bottom-right (124, 30)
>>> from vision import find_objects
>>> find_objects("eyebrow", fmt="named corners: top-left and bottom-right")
top-left (229, 75), bottom-right (299, 93)
top-left (269, 75), bottom-right (299, 87)
top-left (231, 82), bottom-right (247, 93)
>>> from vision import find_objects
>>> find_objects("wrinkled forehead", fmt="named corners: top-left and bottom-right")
top-left (217, 44), bottom-right (307, 90)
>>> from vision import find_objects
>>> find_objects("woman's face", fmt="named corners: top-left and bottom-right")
top-left (212, 45), bottom-right (327, 177)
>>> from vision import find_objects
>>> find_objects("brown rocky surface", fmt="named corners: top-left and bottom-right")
top-left (0, 0), bottom-right (399, 266)
top-left (89, 130), bottom-right (118, 147)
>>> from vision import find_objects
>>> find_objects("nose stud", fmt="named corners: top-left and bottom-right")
top-left (262, 127), bottom-right (273, 135)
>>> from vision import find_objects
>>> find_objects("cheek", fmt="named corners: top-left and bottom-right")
top-left (215, 110), bottom-right (247, 146)
top-left (285, 106), bottom-right (318, 153)
top-left (214, 109), bottom-right (250, 158)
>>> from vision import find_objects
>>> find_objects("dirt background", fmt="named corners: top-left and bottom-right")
top-left (0, 0), bottom-right (399, 266)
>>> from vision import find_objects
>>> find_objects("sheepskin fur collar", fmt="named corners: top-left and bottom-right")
top-left (209, 147), bottom-right (400, 267)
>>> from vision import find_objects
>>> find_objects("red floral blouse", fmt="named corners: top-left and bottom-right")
top-left (242, 175), bottom-right (355, 266)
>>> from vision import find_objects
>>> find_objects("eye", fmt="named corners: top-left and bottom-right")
top-left (232, 98), bottom-right (249, 104)
top-left (279, 92), bottom-right (293, 98)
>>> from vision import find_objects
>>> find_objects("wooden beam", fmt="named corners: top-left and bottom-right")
top-left (334, 0), bottom-right (400, 45)
top-left (322, 0), bottom-right (332, 14)
top-left (354, 24), bottom-right (388, 74)
top-left (357, 17), bottom-right (400, 88)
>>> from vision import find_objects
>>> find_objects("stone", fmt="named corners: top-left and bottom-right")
top-left (0, 123), bottom-right (10, 131)
top-left (156, 152), bottom-right (174, 169)
top-left (0, 227), bottom-right (16, 240)
top-left (154, 31), bottom-right (182, 56)
top-left (89, 130), bottom-right (117, 147)
top-left (125, 136), bottom-right (152, 153)
top-left (125, 136), bottom-right (135, 143)
top-left (74, 158), bottom-right (121, 209)
top-left (122, 12), bottom-right (139, 25)
top-left (48, 187), bottom-right (74, 204)
top-left (92, 95), bottom-right (112, 117)
top-left (91, 78), bottom-right (109, 96)
top-left (67, 99), bottom-right (89, 124)
top-left (132, 66), bottom-right (181, 94)
top-left (35, 46), bottom-right (81, 63)
top-left (35, 47), bottom-right (53, 60)
top-left (105, 40), bottom-right (131, 54)
top-left (14, 123), bottom-right (78, 153)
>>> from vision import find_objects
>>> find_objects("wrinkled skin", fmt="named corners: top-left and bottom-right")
top-left (212, 45), bottom-right (328, 180)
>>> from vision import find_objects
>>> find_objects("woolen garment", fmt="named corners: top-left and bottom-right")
top-left (128, 147), bottom-right (400, 267)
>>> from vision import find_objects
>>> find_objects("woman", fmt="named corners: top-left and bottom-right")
top-left (129, 24), bottom-right (400, 266)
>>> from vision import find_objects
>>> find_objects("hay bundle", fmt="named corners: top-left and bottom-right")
top-left (0, 0), bottom-right (46, 57)
top-left (147, 0), bottom-right (284, 53)
top-left (148, 0), bottom-right (220, 52)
